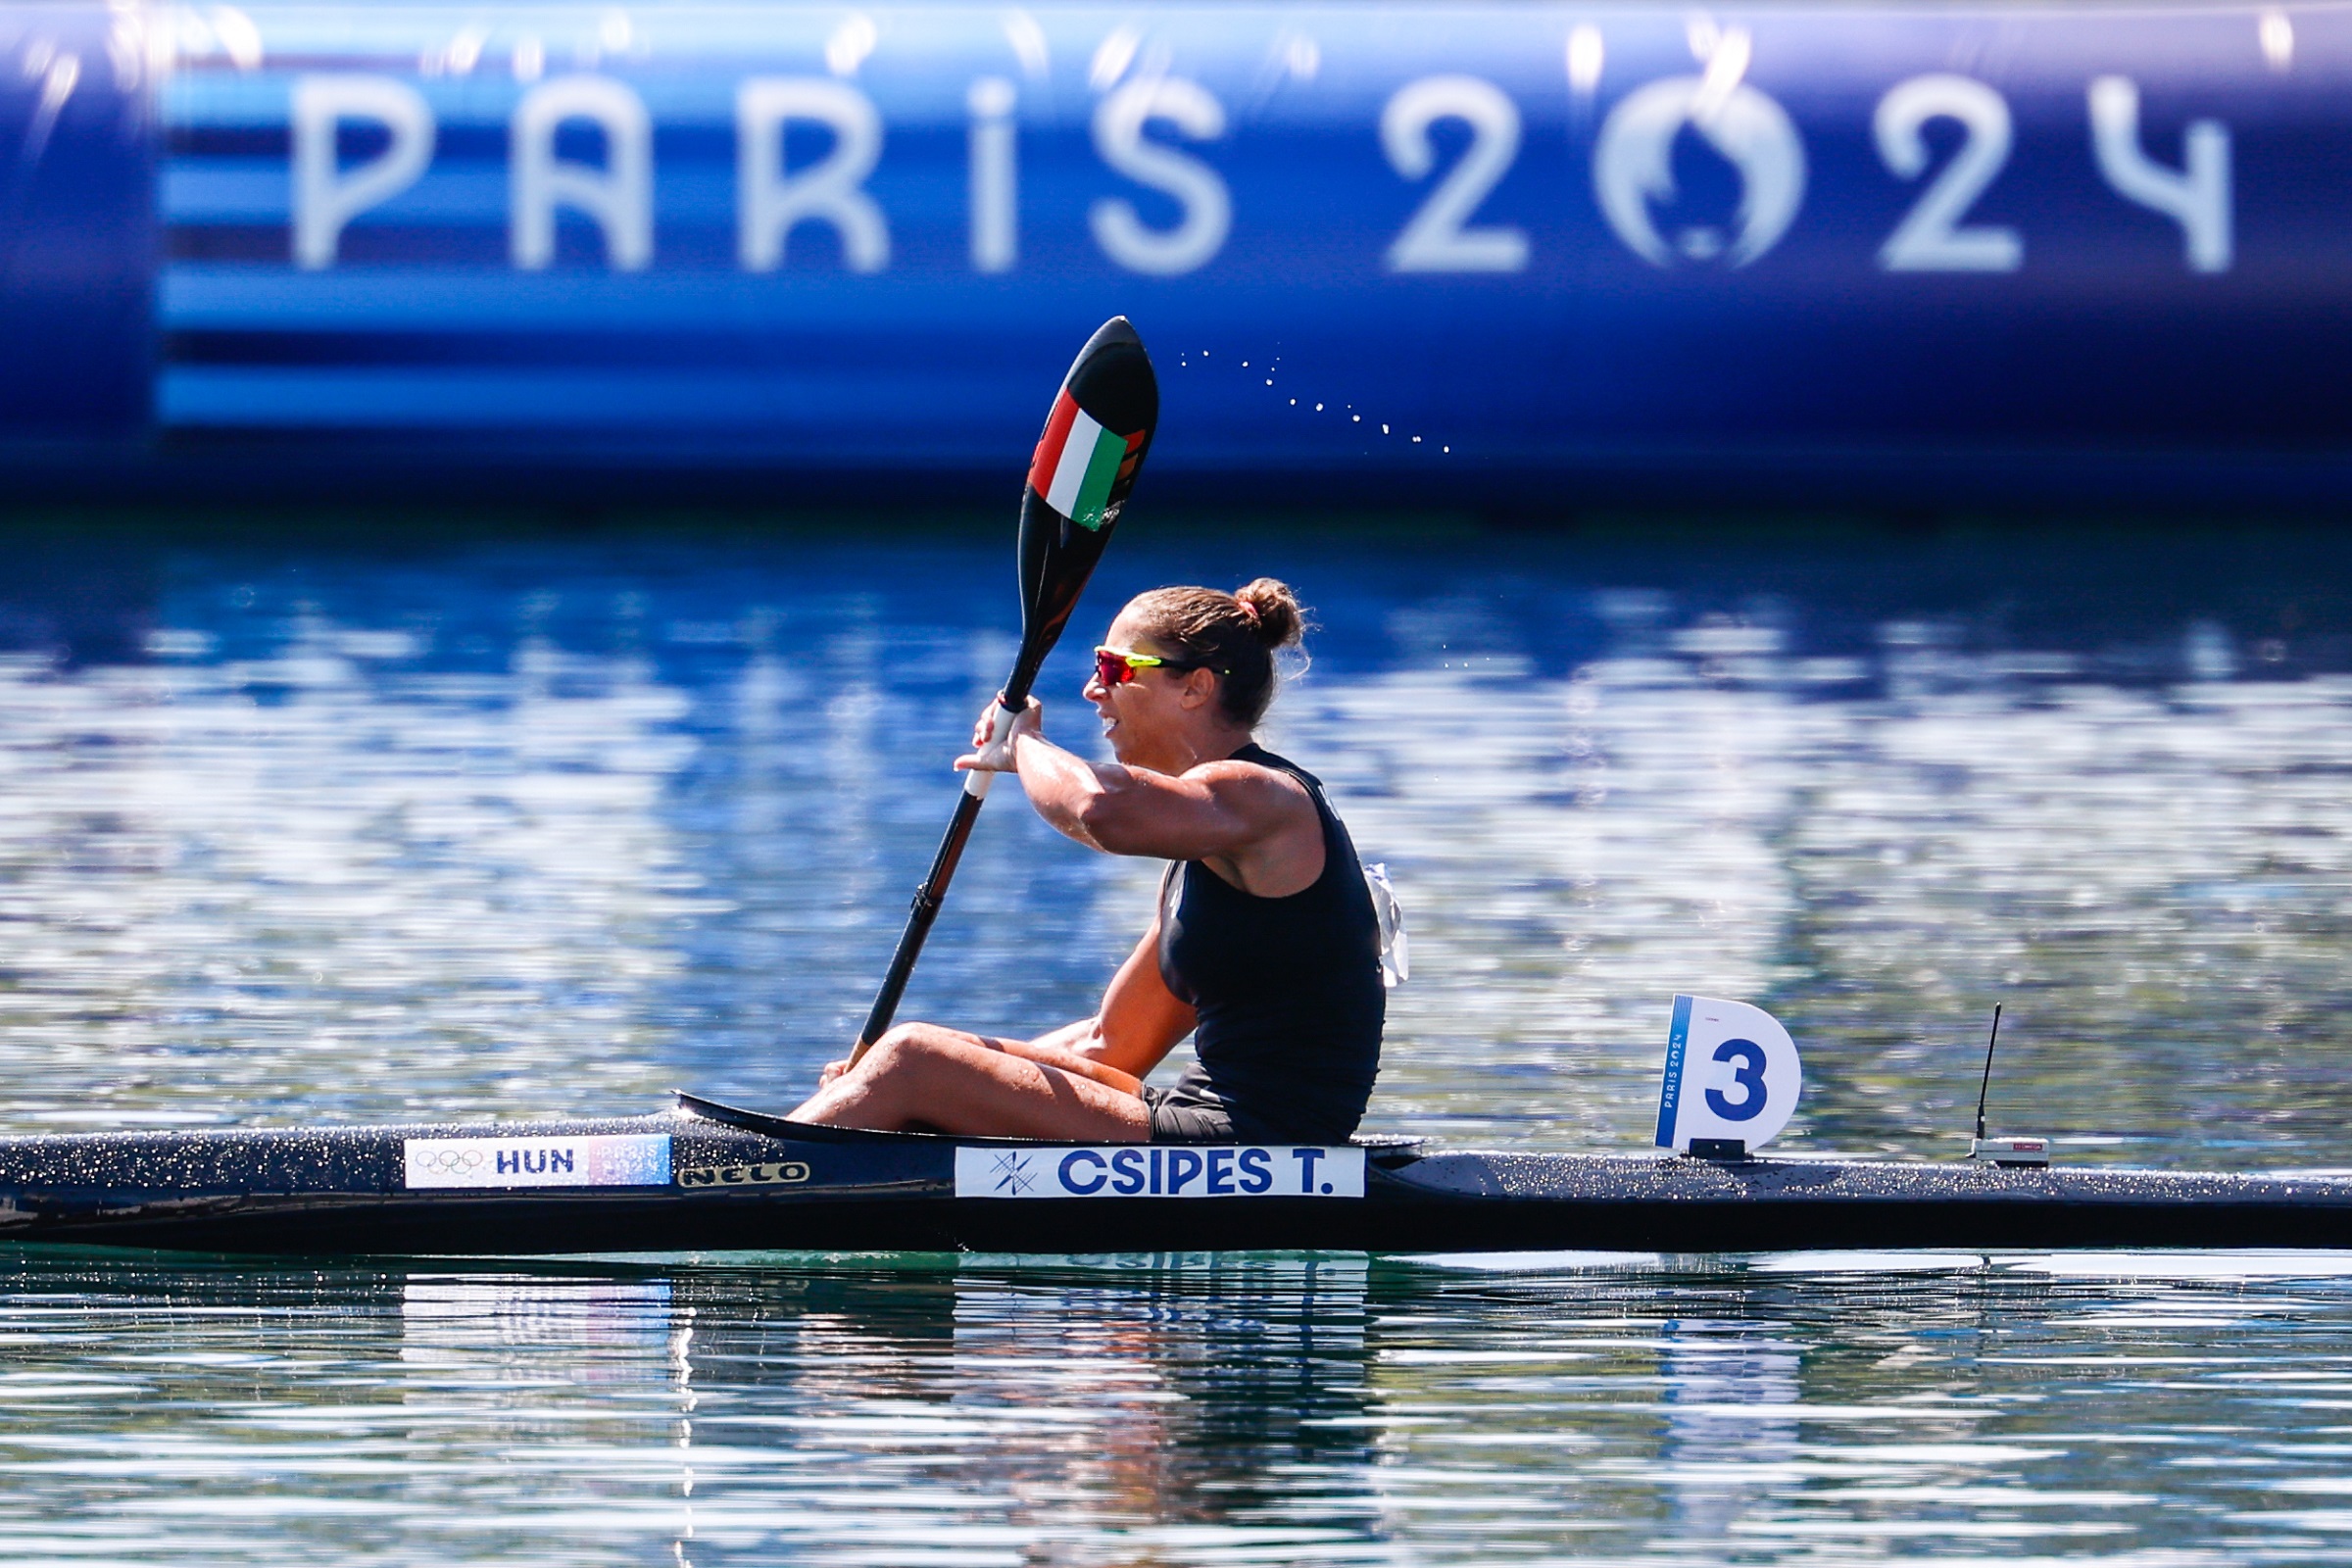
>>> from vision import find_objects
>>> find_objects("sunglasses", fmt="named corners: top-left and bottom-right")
top-left (1093, 645), bottom-right (1220, 687)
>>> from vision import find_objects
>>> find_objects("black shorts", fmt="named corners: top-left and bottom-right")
top-left (1139, 1085), bottom-right (1238, 1144)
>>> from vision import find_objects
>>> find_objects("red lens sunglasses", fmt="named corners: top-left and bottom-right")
top-left (1094, 646), bottom-right (1220, 687)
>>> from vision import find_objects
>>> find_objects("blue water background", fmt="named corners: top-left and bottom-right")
top-left (7, 517), bottom-right (2350, 1158)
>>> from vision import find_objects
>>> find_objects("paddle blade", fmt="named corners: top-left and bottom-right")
top-left (1005, 317), bottom-right (1158, 707)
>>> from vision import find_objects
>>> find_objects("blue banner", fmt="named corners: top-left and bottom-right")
top-left (9, 2), bottom-right (2352, 493)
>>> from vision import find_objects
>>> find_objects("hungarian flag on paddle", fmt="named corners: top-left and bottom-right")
top-left (1029, 382), bottom-right (1148, 531)
top-left (1007, 316), bottom-right (1155, 699)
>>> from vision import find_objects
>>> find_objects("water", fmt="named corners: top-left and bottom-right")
top-left (7, 513), bottom-right (2352, 1556)
top-left (9, 1249), bottom-right (2352, 1564)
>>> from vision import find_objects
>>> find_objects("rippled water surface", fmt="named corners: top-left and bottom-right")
top-left (7, 514), bottom-right (2352, 1558)
top-left (13, 1249), bottom-right (2352, 1565)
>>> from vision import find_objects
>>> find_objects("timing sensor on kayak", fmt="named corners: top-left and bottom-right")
top-left (1654, 995), bottom-right (1802, 1159)
top-left (1972, 1134), bottom-right (2053, 1167)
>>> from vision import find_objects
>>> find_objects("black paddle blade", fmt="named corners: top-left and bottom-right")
top-left (1005, 317), bottom-right (1158, 708)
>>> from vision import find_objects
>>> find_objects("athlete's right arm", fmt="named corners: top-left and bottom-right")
top-left (1025, 918), bottom-right (1193, 1082)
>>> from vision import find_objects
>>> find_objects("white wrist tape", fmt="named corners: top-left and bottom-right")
top-left (961, 701), bottom-right (1022, 798)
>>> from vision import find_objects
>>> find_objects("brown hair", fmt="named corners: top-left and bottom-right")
top-left (1127, 578), bottom-right (1307, 727)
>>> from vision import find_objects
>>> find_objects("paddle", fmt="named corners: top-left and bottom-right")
top-left (846, 317), bottom-right (1160, 1064)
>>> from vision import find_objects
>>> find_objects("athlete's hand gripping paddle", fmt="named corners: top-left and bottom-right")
top-left (847, 318), bottom-right (1159, 1065)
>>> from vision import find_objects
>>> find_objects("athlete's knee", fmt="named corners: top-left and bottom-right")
top-left (864, 1023), bottom-right (955, 1077)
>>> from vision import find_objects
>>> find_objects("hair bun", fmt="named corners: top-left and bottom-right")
top-left (1234, 577), bottom-right (1304, 649)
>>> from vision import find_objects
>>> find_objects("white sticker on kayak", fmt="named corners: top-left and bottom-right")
top-left (403, 1134), bottom-right (671, 1190)
top-left (955, 1146), bottom-right (1364, 1200)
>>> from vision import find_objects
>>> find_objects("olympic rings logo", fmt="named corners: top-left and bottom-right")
top-left (415, 1147), bottom-right (489, 1174)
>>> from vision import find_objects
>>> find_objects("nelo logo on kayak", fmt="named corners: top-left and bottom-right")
top-left (955, 1146), bottom-right (1366, 1200)
top-left (677, 1160), bottom-right (810, 1188)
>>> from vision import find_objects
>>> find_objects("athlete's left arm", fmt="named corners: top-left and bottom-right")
top-left (1001, 915), bottom-right (1187, 1050)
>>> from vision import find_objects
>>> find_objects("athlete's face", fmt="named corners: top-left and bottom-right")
top-left (1086, 607), bottom-right (1208, 769)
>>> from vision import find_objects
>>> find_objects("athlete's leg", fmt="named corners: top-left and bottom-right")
top-left (993, 1036), bottom-right (1143, 1095)
top-left (788, 1023), bottom-right (1152, 1141)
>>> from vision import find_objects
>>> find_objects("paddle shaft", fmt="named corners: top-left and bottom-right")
top-left (842, 315), bottom-right (1155, 1068)
top-left (853, 760), bottom-right (990, 1056)
top-left (845, 519), bottom-right (1111, 1062)
top-left (849, 671), bottom-right (1040, 1060)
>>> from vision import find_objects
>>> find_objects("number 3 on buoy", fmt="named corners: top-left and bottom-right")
top-left (1653, 995), bottom-right (1803, 1153)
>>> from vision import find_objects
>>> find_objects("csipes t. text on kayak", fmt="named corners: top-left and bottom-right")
top-left (0, 996), bottom-right (2342, 1258)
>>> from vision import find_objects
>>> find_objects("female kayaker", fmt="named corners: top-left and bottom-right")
top-left (788, 577), bottom-right (1385, 1144)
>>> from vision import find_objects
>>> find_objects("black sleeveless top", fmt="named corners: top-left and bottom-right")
top-left (1154, 744), bottom-right (1385, 1143)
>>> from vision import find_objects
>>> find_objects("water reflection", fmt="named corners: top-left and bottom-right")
top-left (391, 1255), bottom-right (1383, 1561)
top-left (1653, 1317), bottom-right (1803, 1539)
top-left (0, 1248), bottom-right (2342, 1562)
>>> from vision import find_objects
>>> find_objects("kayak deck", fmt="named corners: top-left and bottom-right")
top-left (0, 1095), bottom-right (2344, 1257)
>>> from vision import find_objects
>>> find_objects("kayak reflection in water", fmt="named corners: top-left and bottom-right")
top-left (789, 577), bottom-right (1385, 1144)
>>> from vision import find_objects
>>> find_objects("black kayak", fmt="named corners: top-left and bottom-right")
top-left (0, 1092), bottom-right (2347, 1257)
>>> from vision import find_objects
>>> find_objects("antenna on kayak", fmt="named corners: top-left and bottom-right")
top-left (1968, 1003), bottom-right (2052, 1167)
top-left (1972, 1004), bottom-right (2001, 1147)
